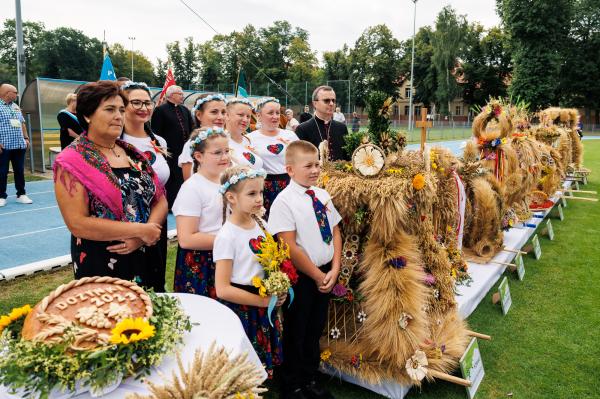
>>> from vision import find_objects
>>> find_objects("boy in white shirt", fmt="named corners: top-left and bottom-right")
top-left (269, 140), bottom-right (342, 399)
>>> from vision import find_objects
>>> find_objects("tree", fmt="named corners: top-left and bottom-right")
top-left (349, 24), bottom-right (403, 106)
top-left (458, 25), bottom-right (512, 108)
top-left (108, 43), bottom-right (156, 84)
top-left (560, 0), bottom-right (600, 122)
top-left (0, 19), bottom-right (45, 84)
top-left (431, 6), bottom-right (467, 116)
top-left (399, 26), bottom-right (437, 108)
top-left (498, 0), bottom-right (573, 110)
top-left (323, 45), bottom-right (351, 81)
top-left (164, 38), bottom-right (197, 90)
top-left (35, 27), bottom-right (103, 81)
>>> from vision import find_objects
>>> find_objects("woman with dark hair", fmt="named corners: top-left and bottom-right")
top-left (120, 81), bottom-right (170, 292)
top-left (178, 93), bottom-right (226, 180)
top-left (53, 80), bottom-right (167, 286)
top-left (57, 93), bottom-right (83, 149)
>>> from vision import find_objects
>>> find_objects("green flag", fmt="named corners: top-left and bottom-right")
top-left (237, 69), bottom-right (248, 97)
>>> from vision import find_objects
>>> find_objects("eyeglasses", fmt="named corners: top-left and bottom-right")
top-left (129, 100), bottom-right (154, 110)
top-left (317, 98), bottom-right (336, 104)
top-left (203, 148), bottom-right (231, 159)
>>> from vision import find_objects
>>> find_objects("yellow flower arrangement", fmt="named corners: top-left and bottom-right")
top-left (320, 349), bottom-right (332, 362)
top-left (412, 174), bottom-right (426, 190)
top-left (0, 304), bottom-right (31, 334)
top-left (254, 234), bottom-right (290, 273)
top-left (252, 276), bottom-right (267, 297)
top-left (110, 317), bottom-right (155, 345)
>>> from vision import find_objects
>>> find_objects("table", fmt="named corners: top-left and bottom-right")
top-left (0, 293), bottom-right (266, 398)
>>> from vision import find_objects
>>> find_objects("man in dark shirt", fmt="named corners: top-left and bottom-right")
top-left (298, 105), bottom-right (312, 124)
top-left (150, 85), bottom-right (194, 209)
top-left (57, 93), bottom-right (83, 149)
top-left (295, 86), bottom-right (349, 161)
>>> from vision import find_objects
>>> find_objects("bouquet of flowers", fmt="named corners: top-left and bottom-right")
top-left (251, 233), bottom-right (298, 325)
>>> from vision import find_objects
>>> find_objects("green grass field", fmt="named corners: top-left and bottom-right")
top-left (1, 141), bottom-right (599, 398)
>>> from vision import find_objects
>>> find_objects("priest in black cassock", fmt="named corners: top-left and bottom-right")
top-left (150, 85), bottom-right (194, 209)
top-left (295, 86), bottom-right (349, 161)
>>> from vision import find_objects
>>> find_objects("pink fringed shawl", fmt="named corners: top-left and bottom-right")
top-left (53, 132), bottom-right (164, 221)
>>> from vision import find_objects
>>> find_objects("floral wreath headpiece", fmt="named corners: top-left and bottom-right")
top-left (189, 127), bottom-right (226, 154)
top-left (193, 93), bottom-right (226, 112)
top-left (226, 97), bottom-right (255, 111)
top-left (120, 81), bottom-right (150, 92)
top-left (255, 97), bottom-right (279, 111)
top-left (219, 168), bottom-right (267, 194)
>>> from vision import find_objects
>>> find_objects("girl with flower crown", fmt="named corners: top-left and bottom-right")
top-left (178, 93), bottom-right (226, 180)
top-left (172, 127), bottom-right (231, 298)
top-left (247, 98), bottom-right (298, 216)
top-left (225, 98), bottom-right (264, 170)
top-left (213, 165), bottom-right (286, 377)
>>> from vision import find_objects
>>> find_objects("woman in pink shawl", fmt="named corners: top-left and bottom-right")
top-left (53, 81), bottom-right (167, 287)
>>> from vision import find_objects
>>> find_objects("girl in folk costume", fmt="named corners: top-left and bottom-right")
top-left (178, 93), bottom-right (227, 180)
top-left (214, 165), bottom-right (286, 378)
top-left (172, 127), bottom-right (230, 297)
top-left (247, 97), bottom-right (298, 215)
top-left (120, 81), bottom-right (171, 292)
top-left (225, 98), bottom-right (264, 170)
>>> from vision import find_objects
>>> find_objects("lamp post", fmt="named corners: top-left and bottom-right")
top-left (15, 0), bottom-right (26, 99)
top-left (407, 0), bottom-right (418, 131)
top-left (128, 36), bottom-right (136, 80)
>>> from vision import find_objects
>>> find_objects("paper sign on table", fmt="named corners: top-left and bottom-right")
top-left (531, 234), bottom-right (542, 260)
top-left (460, 338), bottom-right (485, 399)
top-left (498, 276), bottom-right (512, 315)
top-left (515, 254), bottom-right (525, 281)
top-left (557, 204), bottom-right (564, 221)
top-left (546, 220), bottom-right (554, 240)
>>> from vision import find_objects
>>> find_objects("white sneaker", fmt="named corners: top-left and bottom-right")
top-left (16, 195), bottom-right (33, 204)
top-left (0, 198), bottom-right (6, 207)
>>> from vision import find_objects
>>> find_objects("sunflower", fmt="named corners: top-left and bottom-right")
top-left (412, 174), bottom-right (425, 190)
top-left (110, 317), bottom-right (155, 345)
top-left (353, 145), bottom-right (385, 177)
top-left (252, 276), bottom-right (268, 297)
top-left (8, 304), bottom-right (31, 321)
top-left (0, 304), bottom-right (31, 334)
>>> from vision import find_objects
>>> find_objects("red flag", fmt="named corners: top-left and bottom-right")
top-left (157, 67), bottom-right (176, 105)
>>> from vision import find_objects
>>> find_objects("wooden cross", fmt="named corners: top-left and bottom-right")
top-left (415, 107), bottom-right (432, 152)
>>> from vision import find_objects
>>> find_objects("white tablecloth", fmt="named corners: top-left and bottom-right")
top-left (1, 293), bottom-right (266, 398)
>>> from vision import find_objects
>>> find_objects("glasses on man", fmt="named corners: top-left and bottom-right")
top-left (203, 148), bottom-right (231, 159)
top-left (317, 98), bottom-right (336, 104)
top-left (129, 100), bottom-right (155, 110)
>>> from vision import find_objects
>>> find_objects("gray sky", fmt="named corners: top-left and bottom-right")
top-left (10, 0), bottom-right (500, 63)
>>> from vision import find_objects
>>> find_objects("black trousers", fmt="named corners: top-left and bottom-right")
top-left (0, 148), bottom-right (26, 199)
top-left (281, 263), bottom-right (331, 390)
top-left (142, 220), bottom-right (168, 292)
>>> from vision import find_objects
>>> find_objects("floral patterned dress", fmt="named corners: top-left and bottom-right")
top-left (71, 167), bottom-right (162, 286)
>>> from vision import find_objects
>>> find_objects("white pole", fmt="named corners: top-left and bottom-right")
top-left (408, 0), bottom-right (418, 131)
top-left (15, 0), bottom-right (26, 99)
top-left (128, 36), bottom-right (136, 80)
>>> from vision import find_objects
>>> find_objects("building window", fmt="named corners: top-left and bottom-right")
top-left (405, 87), bottom-right (411, 99)
top-left (414, 106), bottom-right (422, 118)
top-left (393, 104), bottom-right (399, 117)
top-left (404, 105), bottom-right (410, 116)
top-left (455, 105), bottom-right (461, 116)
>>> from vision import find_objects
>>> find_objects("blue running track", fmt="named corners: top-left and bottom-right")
top-left (0, 180), bottom-right (175, 272)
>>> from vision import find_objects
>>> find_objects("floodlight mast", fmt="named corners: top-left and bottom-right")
top-left (15, 0), bottom-right (26, 99)
top-left (408, 0), bottom-right (418, 131)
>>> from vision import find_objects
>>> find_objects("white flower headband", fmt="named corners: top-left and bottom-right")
top-left (255, 97), bottom-right (279, 111)
top-left (219, 168), bottom-right (267, 194)
top-left (120, 81), bottom-right (149, 91)
top-left (226, 97), bottom-right (255, 110)
top-left (189, 127), bottom-right (226, 155)
top-left (193, 93), bottom-right (226, 112)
